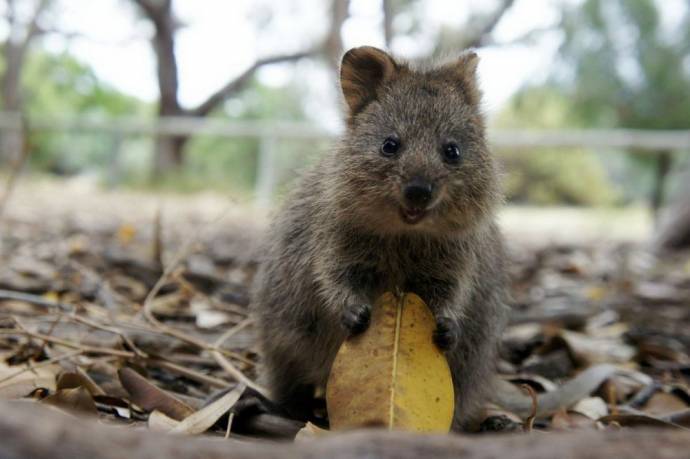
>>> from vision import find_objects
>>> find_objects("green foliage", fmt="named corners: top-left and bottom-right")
top-left (22, 52), bottom-right (145, 117)
top-left (495, 86), bottom-right (620, 206)
top-left (558, 0), bottom-right (690, 130)
top-left (500, 0), bottom-right (690, 206)
top-left (18, 51), bottom-right (148, 173)
top-left (146, 80), bottom-right (320, 194)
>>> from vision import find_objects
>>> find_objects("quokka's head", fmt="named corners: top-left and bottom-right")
top-left (331, 46), bottom-right (500, 236)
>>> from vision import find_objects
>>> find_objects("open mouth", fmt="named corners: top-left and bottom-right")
top-left (400, 206), bottom-right (428, 225)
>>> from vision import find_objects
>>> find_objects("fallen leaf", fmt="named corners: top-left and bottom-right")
top-left (116, 223), bottom-right (137, 246)
top-left (0, 362), bottom-right (60, 398)
top-left (118, 367), bottom-right (194, 420)
top-left (57, 369), bottom-right (105, 396)
top-left (551, 410), bottom-right (597, 430)
top-left (559, 330), bottom-right (636, 365)
top-left (494, 364), bottom-right (620, 417)
top-left (642, 392), bottom-right (688, 416)
top-left (148, 409), bottom-right (181, 432)
top-left (326, 292), bottom-right (454, 432)
top-left (599, 413), bottom-right (688, 430)
top-left (169, 383), bottom-right (245, 435)
top-left (42, 386), bottom-right (98, 415)
top-left (295, 422), bottom-right (330, 441)
top-left (571, 397), bottom-right (608, 419)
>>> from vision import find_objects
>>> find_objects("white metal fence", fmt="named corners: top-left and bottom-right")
top-left (0, 112), bottom-right (688, 207)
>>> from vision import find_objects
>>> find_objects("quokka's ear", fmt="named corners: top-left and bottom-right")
top-left (340, 46), bottom-right (399, 116)
top-left (442, 50), bottom-right (481, 104)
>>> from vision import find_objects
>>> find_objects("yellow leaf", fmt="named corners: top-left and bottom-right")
top-left (42, 291), bottom-right (60, 303)
top-left (326, 292), bottom-right (454, 432)
top-left (585, 286), bottom-right (607, 302)
top-left (117, 223), bottom-right (137, 246)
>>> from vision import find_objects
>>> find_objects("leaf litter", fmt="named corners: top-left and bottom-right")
top-left (0, 194), bottom-right (689, 442)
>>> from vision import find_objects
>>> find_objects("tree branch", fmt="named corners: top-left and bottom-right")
top-left (464, 0), bottom-right (517, 49)
top-left (132, 0), bottom-right (167, 21)
top-left (382, 0), bottom-right (394, 48)
top-left (24, 0), bottom-right (51, 44)
top-left (188, 50), bottom-right (313, 118)
top-left (323, 0), bottom-right (350, 69)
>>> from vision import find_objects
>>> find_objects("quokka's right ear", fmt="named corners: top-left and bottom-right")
top-left (340, 46), bottom-right (399, 117)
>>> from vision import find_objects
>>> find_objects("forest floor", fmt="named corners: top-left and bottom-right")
top-left (0, 178), bottom-right (689, 452)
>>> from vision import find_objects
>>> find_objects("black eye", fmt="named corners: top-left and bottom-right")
top-left (381, 137), bottom-right (400, 157)
top-left (442, 142), bottom-right (462, 164)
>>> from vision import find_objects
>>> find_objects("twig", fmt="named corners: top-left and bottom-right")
top-left (37, 313), bottom-right (63, 356)
top-left (145, 358), bottom-right (229, 389)
top-left (153, 204), bottom-right (163, 270)
top-left (605, 380), bottom-right (619, 416)
top-left (210, 318), bottom-right (268, 397)
top-left (66, 313), bottom-right (148, 359)
top-left (0, 289), bottom-right (73, 312)
top-left (138, 206), bottom-right (261, 368)
top-left (2, 327), bottom-right (135, 359)
top-left (0, 349), bottom-right (83, 385)
top-left (521, 384), bottom-right (538, 432)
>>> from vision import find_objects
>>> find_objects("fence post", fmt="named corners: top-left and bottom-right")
top-left (105, 132), bottom-right (124, 188)
top-left (255, 135), bottom-right (277, 208)
top-left (650, 150), bottom-right (672, 225)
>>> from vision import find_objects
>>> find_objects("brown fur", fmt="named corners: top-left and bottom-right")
top-left (251, 46), bottom-right (509, 430)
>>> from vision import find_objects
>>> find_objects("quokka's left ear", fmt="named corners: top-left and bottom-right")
top-left (441, 50), bottom-right (481, 103)
top-left (340, 46), bottom-right (400, 117)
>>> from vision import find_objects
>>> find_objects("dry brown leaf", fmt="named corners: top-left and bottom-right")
top-left (0, 378), bottom-right (55, 399)
top-left (118, 367), bottom-right (194, 420)
top-left (551, 410), bottom-right (598, 431)
top-left (57, 369), bottom-right (105, 396)
top-left (559, 330), bottom-right (636, 365)
top-left (0, 362), bottom-right (60, 399)
top-left (295, 422), bottom-right (330, 441)
top-left (326, 292), bottom-right (454, 432)
top-left (42, 386), bottom-right (98, 415)
top-left (642, 392), bottom-right (688, 416)
top-left (599, 413), bottom-right (689, 430)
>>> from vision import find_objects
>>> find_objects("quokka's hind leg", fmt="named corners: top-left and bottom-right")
top-left (261, 347), bottom-right (318, 421)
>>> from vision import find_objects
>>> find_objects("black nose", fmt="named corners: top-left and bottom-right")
top-left (403, 178), bottom-right (433, 208)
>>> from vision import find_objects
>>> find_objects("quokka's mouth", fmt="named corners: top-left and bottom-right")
top-left (400, 206), bottom-right (428, 225)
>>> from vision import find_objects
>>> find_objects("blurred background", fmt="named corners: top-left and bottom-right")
top-left (0, 0), bottom-right (689, 246)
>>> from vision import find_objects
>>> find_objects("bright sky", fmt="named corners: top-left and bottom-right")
top-left (8, 0), bottom-right (687, 128)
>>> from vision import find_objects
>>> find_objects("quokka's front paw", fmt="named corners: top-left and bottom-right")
top-left (341, 303), bottom-right (372, 336)
top-left (433, 316), bottom-right (459, 351)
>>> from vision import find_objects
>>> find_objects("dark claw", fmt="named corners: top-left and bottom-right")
top-left (433, 317), bottom-right (458, 351)
top-left (341, 303), bottom-right (371, 336)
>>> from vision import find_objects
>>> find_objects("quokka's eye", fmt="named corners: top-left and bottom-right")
top-left (380, 137), bottom-right (401, 157)
top-left (442, 142), bottom-right (462, 164)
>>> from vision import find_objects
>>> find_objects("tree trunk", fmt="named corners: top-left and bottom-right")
top-left (134, 0), bottom-right (311, 179)
top-left (382, 0), bottom-right (394, 48)
top-left (0, 0), bottom-right (49, 164)
top-left (324, 0), bottom-right (350, 69)
top-left (650, 151), bottom-right (672, 223)
top-left (153, 133), bottom-right (188, 177)
top-left (145, 0), bottom-right (186, 178)
top-left (0, 42), bottom-right (24, 164)
top-left (656, 161), bottom-right (690, 250)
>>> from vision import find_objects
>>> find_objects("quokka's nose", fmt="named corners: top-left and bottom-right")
top-left (403, 178), bottom-right (434, 208)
